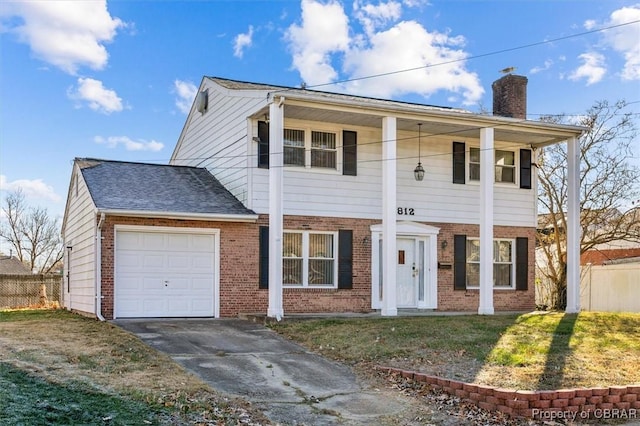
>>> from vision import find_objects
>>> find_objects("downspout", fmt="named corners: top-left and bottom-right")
top-left (95, 212), bottom-right (106, 321)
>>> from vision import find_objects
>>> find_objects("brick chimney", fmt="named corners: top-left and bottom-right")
top-left (492, 74), bottom-right (528, 119)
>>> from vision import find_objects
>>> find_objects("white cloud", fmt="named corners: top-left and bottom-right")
top-left (233, 26), bottom-right (254, 58)
top-left (173, 80), bottom-right (198, 114)
top-left (285, 0), bottom-right (350, 85)
top-left (569, 52), bottom-right (607, 85)
top-left (584, 19), bottom-right (597, 30)
top-left (68, 78), bottom-right (123, 114)
top-left (0, 175), bottom-right (61, 203)
top-left (342, 20), bottom-right (481, 104)
top-left (0, 1), bottom-right (124, 74)
top-left (530, 59), bottom-right (554, 74)
top-left (402, 0), bottom-right (430, 7)
top-left (354, 0), bottom-right (402, 35)
top-left (94, 136), bottom-right (164, 152)
top-left (601, 5), bottom-right (640, 80)
top-left (285, 0), bottom-right (483, 105)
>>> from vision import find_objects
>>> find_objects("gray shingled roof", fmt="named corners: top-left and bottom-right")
top-left (79, 159), bottom-right (255, 216)
top-left (208, 76), bottom-right (463, 113)
top-left (0, 256), bottom-right (32, 275)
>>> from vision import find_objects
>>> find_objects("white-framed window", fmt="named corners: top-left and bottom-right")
top-left (465, 238), bottom-right (514, 288)
top-left (495, 150), bottom-right (515, 183)
top-left (283, 231), bottom-right (337, 287)
top-left (283, 128), bottom-right (338, 170)
top-left (284, 129), bottom-right (305, 166)
top-left (469, 148), bottom-right (516, 184)
top-left (311, 131), bottom-right (337, 169)
top-left (469, 147), bottom-right (480, 181)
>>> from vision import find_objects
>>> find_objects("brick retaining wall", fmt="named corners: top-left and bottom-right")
top-left (378, 366), bottom-right (640, 420)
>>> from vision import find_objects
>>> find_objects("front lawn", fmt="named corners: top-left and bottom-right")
top-left (270, 312), bottom-right (640, 390)
top-left (0, 309), bottom-right (267, 425)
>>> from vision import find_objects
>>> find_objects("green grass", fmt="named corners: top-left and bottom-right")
top-left (0, 362), bottom-right (166, 425)
top-left (270, 312), bottom-right (640, 390)
top-left (0, 309), bottom-right (267, 425)
top-left (0, 308), bottom-right (75, 322)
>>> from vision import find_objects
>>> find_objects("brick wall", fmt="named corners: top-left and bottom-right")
top-left (381, 367), bottom-right (640, 420)
top-left (492, 74), bottom-right (528, 119)
top-left (434, 223), bottom-right (537, 312)
top-left (99, 215), bottom-right (536, 318)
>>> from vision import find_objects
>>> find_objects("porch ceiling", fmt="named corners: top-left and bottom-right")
top-left (255, 103), bottom-right (581, 147)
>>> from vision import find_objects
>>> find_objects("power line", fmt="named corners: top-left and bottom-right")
top-left (298, 19), bottom-right (640, 91)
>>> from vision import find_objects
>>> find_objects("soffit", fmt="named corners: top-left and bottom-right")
top-left (253, 102), bottom-right (583, 147)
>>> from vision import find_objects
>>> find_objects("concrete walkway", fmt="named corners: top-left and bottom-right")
top-left (114, 318), bottom-right (412, 425)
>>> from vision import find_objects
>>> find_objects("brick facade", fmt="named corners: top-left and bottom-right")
top-left (98, 215), bottom-right (535, 319)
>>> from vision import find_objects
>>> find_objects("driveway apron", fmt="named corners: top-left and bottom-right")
top-left (114, 318), bottom-right (409, 425)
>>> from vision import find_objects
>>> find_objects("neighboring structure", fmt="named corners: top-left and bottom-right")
top-left (0, 255), bottom-right (32, 275)
top-left (580, 240), bottom-right (640, 313)
top-left (536, 209), bottom-right (640, 311)
top-left (62, 75), bottom-right (585, 320)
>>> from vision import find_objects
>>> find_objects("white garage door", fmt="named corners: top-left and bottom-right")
top-left (115, 228), bottom-right (216, 318)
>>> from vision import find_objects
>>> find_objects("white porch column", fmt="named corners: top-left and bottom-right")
top-left (268, 98), bottom-right (284, 319)
top-left (566, 136), bottom-right (581, 313)
top-left (478, 127), bottom-right (495, 315)
top-left (381, 116), bottom-right (397, 316)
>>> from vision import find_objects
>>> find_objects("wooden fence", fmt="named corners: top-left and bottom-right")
top-left (0, 274), bottom-right (63, 309)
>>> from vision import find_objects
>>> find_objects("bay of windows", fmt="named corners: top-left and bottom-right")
top-left (283, 231), bottom-right (336, 287)
top-left (465, 238), bottom-right (514, 288)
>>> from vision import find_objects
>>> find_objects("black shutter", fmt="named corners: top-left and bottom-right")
top-left (343, 130), bottom-right (357, 176)
top-left (258, 121), bottom-right (269, 169)
top-left (259, 226), bottom-right (269, 289)
top-left (520, 149), bottom-right (532, 189)
top-left (338, 230), bottom-right (353, 289)
top-left (453, 234), bottom-right (467, 290)
top-left (515, 237), bottom-right (529, 291)
top-left (453, 142), bottom-right (466, 184)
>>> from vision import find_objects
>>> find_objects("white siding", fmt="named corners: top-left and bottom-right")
top-left (172, 81), bottom-right (537, 227)
top-left (62, 166), bottom-right (97, 314)
top-left (171, 79), bottom-right (268, 206)
top-left (251, 122), bottom-right (537, 227)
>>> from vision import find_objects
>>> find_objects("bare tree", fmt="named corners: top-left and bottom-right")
top-left (0, 190), bottom-right (63, 274)
top-left (536, 100), bottom-right (640, 310)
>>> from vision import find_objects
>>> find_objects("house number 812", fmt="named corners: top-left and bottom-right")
top-left (397, 207), bottom-right (415, 215)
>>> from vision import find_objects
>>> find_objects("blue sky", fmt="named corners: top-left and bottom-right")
top-left (1, 0), bottom-right (639, 228)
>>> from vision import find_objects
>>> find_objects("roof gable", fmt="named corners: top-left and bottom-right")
top-left (78, 159), bottom-right (254, 217)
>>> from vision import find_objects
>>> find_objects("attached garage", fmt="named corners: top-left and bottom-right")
top-left (114, 226), bottom-right (219, 318)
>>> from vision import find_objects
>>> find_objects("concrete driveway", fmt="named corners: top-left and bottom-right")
top-left (114, 318), bottom-right (412, 425)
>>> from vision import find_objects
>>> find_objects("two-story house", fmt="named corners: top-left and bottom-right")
top-left (62, 74), bottom-right (584, 319)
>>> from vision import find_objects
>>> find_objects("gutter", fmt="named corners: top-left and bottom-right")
top-left (95, 212), bottom-right (105, 321)
top-left (97, 209), bottom-right (258, 223)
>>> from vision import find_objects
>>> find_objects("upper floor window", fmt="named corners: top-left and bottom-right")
top-left (283, 128), bottom-right (337, 170)
top-left (495, 150), bottom-right (515, 183)
top-left (311, 131), bottom-right (337, 169)
top-left (258, 121), bottom-right (357, 175)
top-left (284, 129), bottom-right (305, 166)
top-left (468, 148), bottom-right (516, 184)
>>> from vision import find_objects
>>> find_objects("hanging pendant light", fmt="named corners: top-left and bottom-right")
top-left (414, 123), bottom-right (425, 181)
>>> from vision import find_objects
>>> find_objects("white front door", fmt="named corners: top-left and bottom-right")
top-left (370, 222), bottom-right (440, 311)
top-left (397, 238), bottom-right (418, 307)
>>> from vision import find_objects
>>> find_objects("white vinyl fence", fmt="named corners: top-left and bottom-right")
top-left (581, 263), bottom-right (640, 312)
